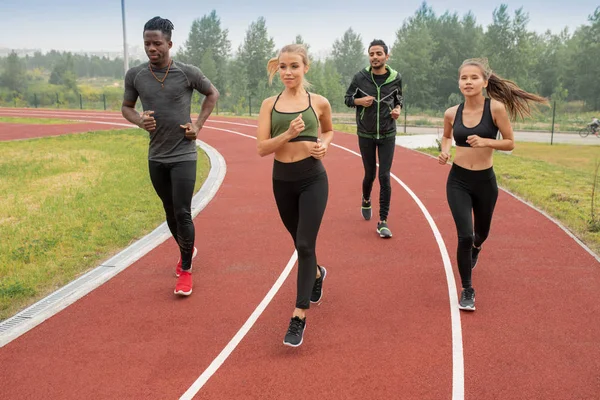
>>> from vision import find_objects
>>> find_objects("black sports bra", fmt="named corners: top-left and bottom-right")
top-left (453, 98), bottom-right (498, 147)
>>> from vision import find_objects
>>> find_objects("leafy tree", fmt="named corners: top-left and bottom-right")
top-left (0, 51), bottom-right (27, 92)
top-left (390, 3), bottom-right (443, 109)
top-left (49, 53), bottom-right (78, 92)
top-left (570, 7), bottom-right (600, 109)
top-left (177, 10), bottom-right (231, 93)
top-left (199, 49), bottom-right (218, 84)
top-left (332, 28), bottom-right (366, 88)
top-left (237, 17), bottom-right (276, 100)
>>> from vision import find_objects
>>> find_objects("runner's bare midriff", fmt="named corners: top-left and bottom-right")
top-left (453, 146), bottom-right (494, 170)
top-left (274, 141), bottom-right (314, 163)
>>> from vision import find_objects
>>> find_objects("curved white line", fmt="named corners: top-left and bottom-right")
top-left (5, 110), bottom-right (462, 398)
top-left (180, 121), bottom-right (464, 400)
top-left (329, 142), bottom-right (464, 400)
top-left (0, 135), bottom-right (226, 347)
top-left (180, 252), bottom-right (298, 400)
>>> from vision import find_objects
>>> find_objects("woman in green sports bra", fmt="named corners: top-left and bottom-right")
top-left (257, 44), bottom-right (334, 348)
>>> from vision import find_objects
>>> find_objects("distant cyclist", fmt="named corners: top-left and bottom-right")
top-left (590, 117), bottom-right (600, 135)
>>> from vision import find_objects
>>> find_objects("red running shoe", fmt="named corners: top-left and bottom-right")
top-left (174, 270), bottom-right (193, 296)
top-left (176, 247), bottom-right (197, 277)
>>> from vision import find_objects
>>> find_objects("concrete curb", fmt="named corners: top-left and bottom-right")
top-left (0, 140), bottom-right (227, 347)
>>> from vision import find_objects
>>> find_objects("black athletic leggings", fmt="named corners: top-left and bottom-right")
top-left (446, 163), bottom-right (498, 289)
top-left (149, 160), bottom-right (196, 271)
top-left (358, 135), bottom-right (396, 221)
top-left (272, 157), bottom-right (328, 309)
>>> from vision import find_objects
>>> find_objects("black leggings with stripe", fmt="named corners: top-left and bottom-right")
top-left (272, 157), bottom-right (328, 309)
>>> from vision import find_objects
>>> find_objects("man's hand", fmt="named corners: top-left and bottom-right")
top-left (391, 106), bottom-right (401, 120)
top-left (139, 110), bottom-right (156, 132)
top-left (180, 122), bottom-right (200, 140)
top-left (356, 96), bottom-right (375, 107)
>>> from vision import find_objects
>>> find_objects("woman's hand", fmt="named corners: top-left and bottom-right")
top-left (438, 151), bottom-right (451, 165)
top-left (311, 139), bottom-right (328, 159)
top-left (466, 135), bottom-right (489, 148)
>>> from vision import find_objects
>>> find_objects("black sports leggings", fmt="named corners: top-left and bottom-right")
top-left (149, 160), bottom-right (196, 271)
top-left (272, 157), bottom-right (328, 309)
top-left (446, 163), bottom-right (498, 289)
top-left (358, 135), bottom-right (396, 221)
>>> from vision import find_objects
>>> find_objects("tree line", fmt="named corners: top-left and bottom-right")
top-left (1, 3), bottom-right (599, 113)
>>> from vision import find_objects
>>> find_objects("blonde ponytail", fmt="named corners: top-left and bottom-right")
top-left (267, 56), bottom-right (280, 85)
top-left (265, 44), bottom-right (312, 89)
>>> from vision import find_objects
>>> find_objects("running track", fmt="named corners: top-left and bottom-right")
top-left (0, 108), bottom-right (599, 399)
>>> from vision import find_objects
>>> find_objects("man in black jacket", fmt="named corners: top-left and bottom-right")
top-left (344, 39), bottom-right (403, 238)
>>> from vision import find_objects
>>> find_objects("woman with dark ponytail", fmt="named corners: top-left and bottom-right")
top-left (438, 58), bottom-right (547, 311)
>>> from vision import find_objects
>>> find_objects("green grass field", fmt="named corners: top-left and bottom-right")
top-left (418, 143), bottom-right (600, 255)
top-left (0, 129), bottom-right (209, 321)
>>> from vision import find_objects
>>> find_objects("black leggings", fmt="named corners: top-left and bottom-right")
top-left (358, 135), bottom-right (396, 221)
top-left (272, 157), bottom-right (328, 309)
top-left (149, 160), bottom-right (196, 271)
top-left (446, 163), bottom-right (498, 289)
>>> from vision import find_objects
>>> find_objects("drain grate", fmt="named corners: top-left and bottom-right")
top-left (0, 316), bottom-right (30, 334)
top-left (0, 140), bottom-right (226, 346)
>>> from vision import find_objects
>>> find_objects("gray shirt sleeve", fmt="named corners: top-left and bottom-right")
top-left (182, 64), bottom-right (213, 95)
top-left (123, 68), bottom-right (140, 103)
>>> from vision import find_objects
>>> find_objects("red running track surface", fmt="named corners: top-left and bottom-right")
top-left (0, 110), bottom-right (598, 399)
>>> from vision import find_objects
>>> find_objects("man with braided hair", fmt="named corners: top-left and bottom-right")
top-left (121, 16), bottom-right (219, 296)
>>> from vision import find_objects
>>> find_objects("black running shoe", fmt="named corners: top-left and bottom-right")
top-left (361, 197), bottom-right (372, 220)
top-left (283, 316), bottom-right (306, 347)
top-left (471, 246), bottom-right (481, 270)
top-left (310, 265), bottom-right (327, 303)
top-left (458, 288), bottom-right (476, 311)
top-left (376, 220), bottom-right (392, 238)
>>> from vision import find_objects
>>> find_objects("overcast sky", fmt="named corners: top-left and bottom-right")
top-left (3, 0), bottom-right (598, 56)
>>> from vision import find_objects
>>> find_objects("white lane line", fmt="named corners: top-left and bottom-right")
top-left (180, 121), bottom-right (464, 400)
top-left (329, 142), bottom-right (464, 400)
top-left (6, 110), bottom-right (464, 398)
top-left (0, 109), bottom-right (260, 125)
top-left (202, 125), bottom-right (256, 140)
top-left (70, 120), bottom-right (137, 127)
top-left (179, 252), bottom-right (298, 400)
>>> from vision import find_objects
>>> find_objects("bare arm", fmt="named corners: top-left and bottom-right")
top-left (180, 84), bottom-right (220, 140)
top-left (194, 84), bottom-right (219, 130)
top-left (310, 95), bottom-right (334, 159)
top-left (121, 100), bottom-right (142, 127)
top-left (121, 99), bottom-right (156, 132)
top-left (438, 107), bottom-right (455, 164)
top-left (467, 99), bottom-right (515, 151)
top-left (121, 70), bottom-right (156, 132)
top-left (256, 97), bottom-right (303, 157)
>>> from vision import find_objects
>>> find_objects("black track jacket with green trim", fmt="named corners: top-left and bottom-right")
top-left (344, 65), bottom-right (403, 139)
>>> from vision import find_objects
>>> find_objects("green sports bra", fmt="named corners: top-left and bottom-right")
top-left (270, 92), bottom-right (319, 142)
